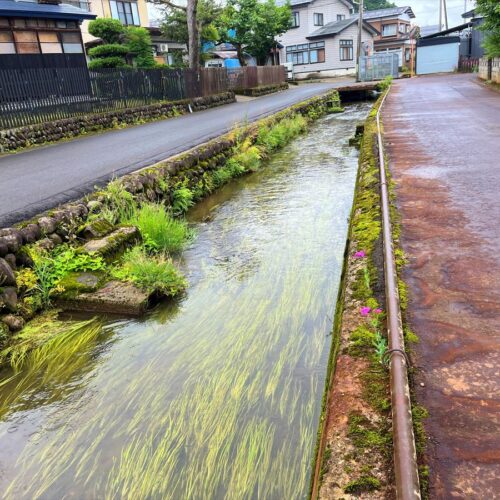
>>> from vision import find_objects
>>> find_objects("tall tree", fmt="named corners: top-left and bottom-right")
top-left (217, 0), bottom-right (292, 65)
top-left (364, 0), bottom-right (395, 10)
top-left (149, 0), bottom-right (201, 69)
top-left (161, 0), bottom-right (220, 53)
top-left (476, 0), bottom-right (500, 57)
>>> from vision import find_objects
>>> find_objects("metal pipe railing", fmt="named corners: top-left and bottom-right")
top-left (376, 89), bottom-right (421, 499)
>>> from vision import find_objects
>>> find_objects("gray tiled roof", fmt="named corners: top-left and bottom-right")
top-left (362, 6), bottom-right (415, 20)
top-left (308, 17), bottom-right (378, 39)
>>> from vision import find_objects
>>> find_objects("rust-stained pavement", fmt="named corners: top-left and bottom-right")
top-left (383, 74), bottom-right (500, 497)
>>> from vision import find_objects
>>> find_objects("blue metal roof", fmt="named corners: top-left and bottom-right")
top-left (0, 0), bottom-right (96, 20)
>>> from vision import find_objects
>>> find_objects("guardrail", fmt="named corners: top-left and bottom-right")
top-left (377, 89), bottom-right (421, 499)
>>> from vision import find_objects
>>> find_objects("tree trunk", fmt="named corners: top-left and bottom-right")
top-left (236, 44), bottom-right (246, 66)
top-left (187, 0), bottom-right (199, 70)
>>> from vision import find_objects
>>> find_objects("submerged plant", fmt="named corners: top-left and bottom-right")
top-left (127, 203), bottom-right (194, 254)
top-left (113, 246), bottom-right (186, 296)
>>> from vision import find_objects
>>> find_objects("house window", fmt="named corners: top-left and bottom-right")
top-left (0, 31), bottom-right (16, 54)
top-left (339, 39), bottom-right (353, 61)
top-left (382, 24), bottom-right (397, 36)
top-left (61, 32), bottom-right (83, 53)
top-left (13, 31), bottom-right (40, 54)
top-left (291, 11), bottom-right (300, 28)
top-left (314, 13), bottom-right (323, 26)
top-left (286, 41), bottom-right (325, 65)
top-left (337, 14), bottom-right (345, 21)
top-left (110, 0), bottom-right (141, 26)
top-left (39, 31), bottom-right (63, 53)
top-left (0, 18), bottom-right (84, 55)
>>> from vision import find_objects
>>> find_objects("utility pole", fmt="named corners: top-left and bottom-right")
top-left (356, 0), bottom-right (364, 82)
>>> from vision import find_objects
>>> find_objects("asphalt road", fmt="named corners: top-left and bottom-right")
top-left (0, 82), bottom-right (347, 227)
top-left (384, 74), bottom-right (500, 497)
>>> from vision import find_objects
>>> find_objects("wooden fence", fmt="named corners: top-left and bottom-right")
top-left (458, 56), bottom-right (479, 73)
top-left (227, 65), bottom-right (286, 90)
top-left (0, 66), bottom-right (285, 130)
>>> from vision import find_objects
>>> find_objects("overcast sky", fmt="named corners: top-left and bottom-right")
top-left (148, 0), bottom-right (478, 29)
top-left (407, 0), bottom-right (476, 27)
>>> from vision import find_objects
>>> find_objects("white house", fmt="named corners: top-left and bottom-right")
top-left (278, 0), bottom-right (377, 78)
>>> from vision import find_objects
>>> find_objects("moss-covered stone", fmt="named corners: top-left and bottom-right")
top-left (82, 226), bottom-right (139, 257)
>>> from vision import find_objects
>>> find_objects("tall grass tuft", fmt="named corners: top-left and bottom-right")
top-left (101, 179), bottom-right (137, 224)
top-left (113, 246), bottom-right (186, 296)
top-left (127, 203), bottom-right (193, 254)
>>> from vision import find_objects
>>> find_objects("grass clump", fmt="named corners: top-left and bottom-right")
top-left (377, 75), bottom-right (393, 92)
top-left (172, 186), bottom-right (194, 215)
top-left (113, 246), bottom-right (186, 296)
top-left (344, 475), bottom-right (381, 493)
top-left (256, 114), bottom-right (308, 152)
top-left (127, 203), bottom-right (193, 254)
top-left (99, 179), bottom-right (137, 224)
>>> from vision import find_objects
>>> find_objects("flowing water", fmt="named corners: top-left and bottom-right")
top-left (0, 103), bottom-right (372, 500)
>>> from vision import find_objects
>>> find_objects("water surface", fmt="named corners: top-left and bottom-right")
top-left (0, 103), bottom-right (371, 499)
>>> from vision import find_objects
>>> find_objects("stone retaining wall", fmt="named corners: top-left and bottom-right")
top-left (0, 92), bottom-right (236, 153)
top-left (234, 83), bottom-right (289, 97)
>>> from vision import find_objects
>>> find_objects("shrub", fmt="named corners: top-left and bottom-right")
top-left (88, 18), bottom-right (125, 44)
top-left (127, 203), bottom-right (193, 254)
top-left (88, 44), bottom-right (129, 59)
top-left (126, 26), bottom-right (155, 68)
top-left (114, 246), bottom-right (186, 296)
top-left (88, 57), bottom-right (129, 69)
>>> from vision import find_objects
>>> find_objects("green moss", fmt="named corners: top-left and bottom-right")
top-left (404, 325), bottom-right (419, 344)
top-left (348, 413), bottom-right (390, 452)
top-left (398, 278), bottom-right (408, 311)
top-left (319, 445), bottom-right (332, 483)
top-left (347, 325), bottom-right (376, 357)
top-left (412, 405), bottom-right (429, 456)
top-left (56, 271), bottom-right (105, 299)
top-left (344, 475), bottom-right (381, 493)
top-left (362, 365), bottom-right (391, 413)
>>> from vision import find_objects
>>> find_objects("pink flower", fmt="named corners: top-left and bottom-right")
top-left (374, 308), bottom-right (383, 314)
top-left (354, 250), bottom-right (366, 258)
top-left (360, 306), bottom-right (371, 317)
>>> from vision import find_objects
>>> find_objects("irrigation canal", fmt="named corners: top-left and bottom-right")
top-left (0, 103), bottom-right (372, 499)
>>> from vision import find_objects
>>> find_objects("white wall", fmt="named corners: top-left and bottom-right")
top-left (280, 24), bottom-right (373, 76)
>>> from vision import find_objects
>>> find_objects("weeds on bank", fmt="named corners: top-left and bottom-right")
top-left (112, 246), bottom-right (186, 296)
top-left (126, 203), bottom-right (194, 254)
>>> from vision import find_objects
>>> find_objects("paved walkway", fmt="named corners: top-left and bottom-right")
top-left (0, 81), bottom-right (351, 227)
top-left (384, 74), bottom-right (500, 497)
